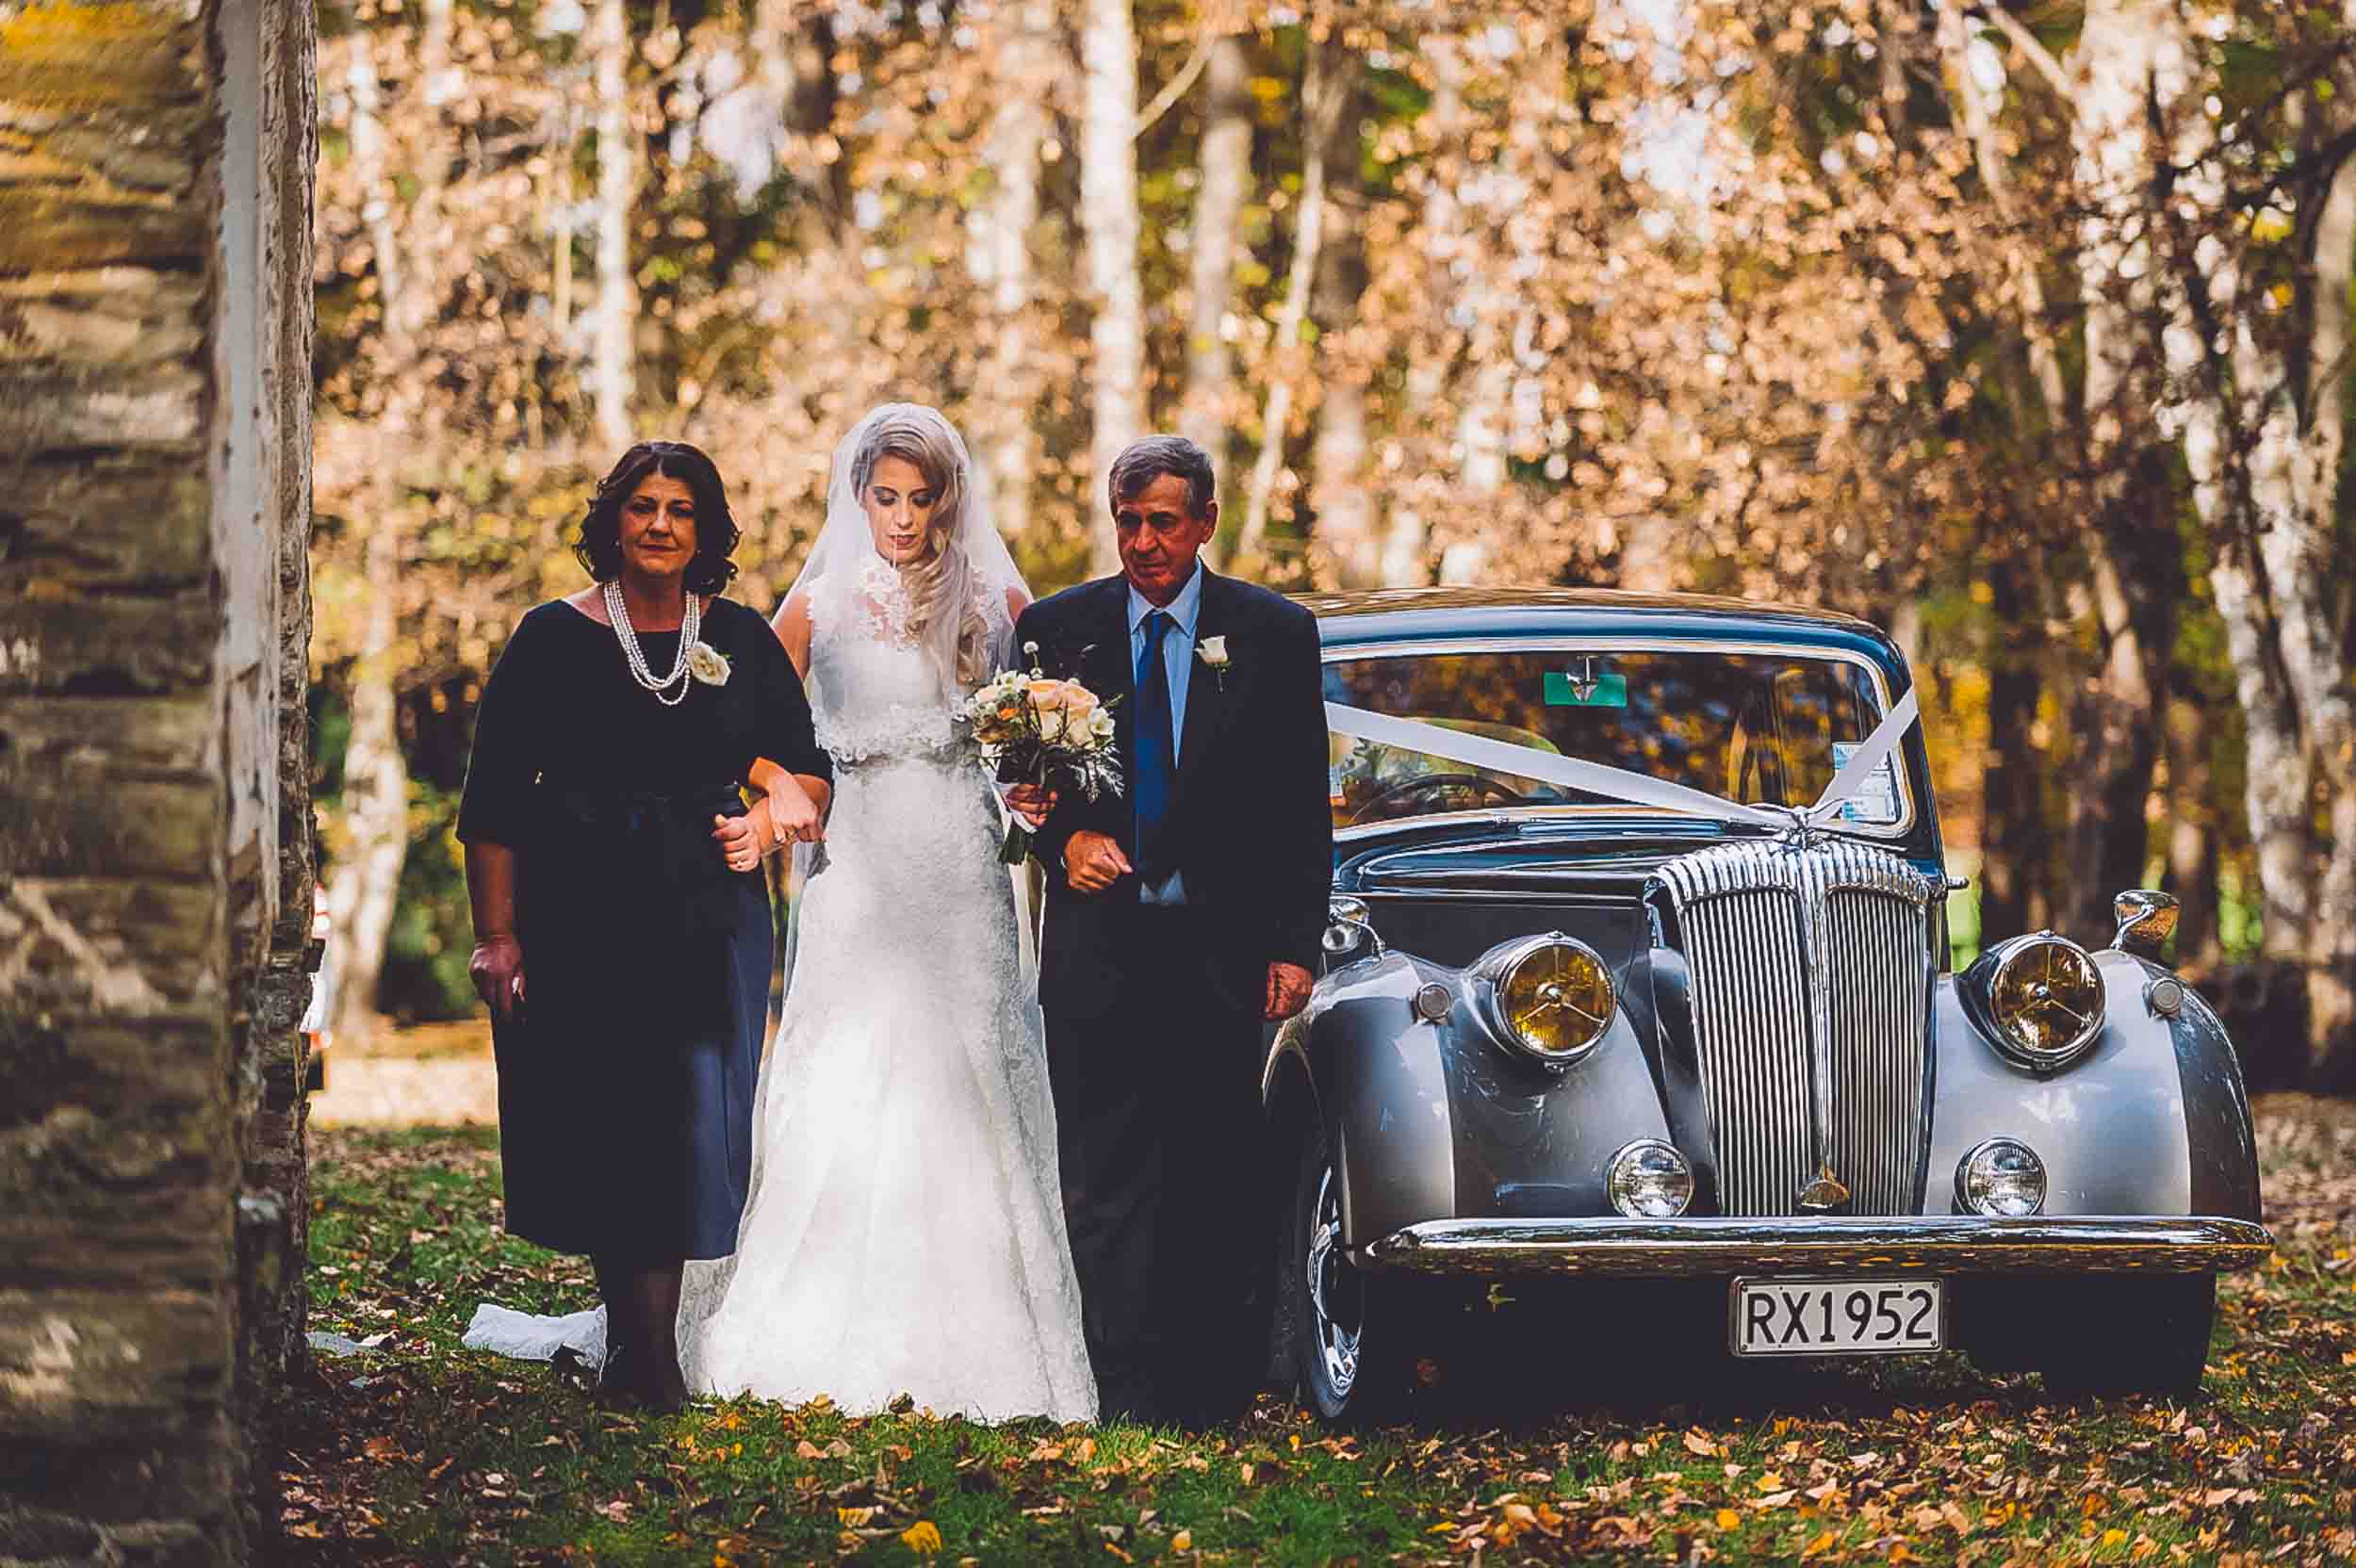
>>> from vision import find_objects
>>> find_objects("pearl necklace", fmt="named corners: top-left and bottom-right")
top-left (604, 579), bottom-right (700, 706)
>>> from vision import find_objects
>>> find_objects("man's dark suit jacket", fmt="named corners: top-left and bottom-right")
top-left (1014, 568), bottom-right (1333, 1019)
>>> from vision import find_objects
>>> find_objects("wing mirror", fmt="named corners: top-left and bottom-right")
top-left (1323, 895), bottom-right (1383, 959)
top-left (2111, 890), bottom-right (2180, 964)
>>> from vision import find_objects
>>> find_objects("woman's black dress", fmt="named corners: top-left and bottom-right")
top-left (456, 596), bottom-right (831, 1261)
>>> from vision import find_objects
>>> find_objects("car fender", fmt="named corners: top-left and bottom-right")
top-left (1269, 952), bottom-right (1458, 1249)
top-left (1924, 952), bottom-right (2260, 1220)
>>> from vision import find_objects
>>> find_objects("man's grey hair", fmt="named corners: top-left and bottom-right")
top-left (1107, 435), bottom-right (1217, 519)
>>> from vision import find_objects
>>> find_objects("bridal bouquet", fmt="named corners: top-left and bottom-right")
top-left (960, 643), bottom-right (1123, 864)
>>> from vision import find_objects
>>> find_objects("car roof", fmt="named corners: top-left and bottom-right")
top-left (1301, 586), bottom-right (1906, 675)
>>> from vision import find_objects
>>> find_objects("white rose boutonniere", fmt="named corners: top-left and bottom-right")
top-left (687, 641), bottom-right (732, 687)
top-left (1196, 635), bottom-right (1232, 691)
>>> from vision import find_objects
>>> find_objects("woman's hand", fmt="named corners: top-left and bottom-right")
top-left (1003, 782), bottom-right (1059, 829)
top-left (470, 935), bottom-right (527, 1024)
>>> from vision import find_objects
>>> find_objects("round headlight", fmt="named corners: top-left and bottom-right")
top-left (1955, 1136), bottom-right (2046, 1217)
top-left (1608, 1138), bottom-right (1693, 1217)
top-left (1986, 935), bottom-right (2106, 1067)
top-left (1484, 935), bottom-right (1615, 1064)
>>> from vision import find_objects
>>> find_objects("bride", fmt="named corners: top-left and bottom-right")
top-left (682, 404), bottom-right (1094, 1421)
top-left (466, 405), bottom-right (1095, 1424)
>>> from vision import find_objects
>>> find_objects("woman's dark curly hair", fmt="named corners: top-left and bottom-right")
top-left (573, 441), bottom-right (742, 595)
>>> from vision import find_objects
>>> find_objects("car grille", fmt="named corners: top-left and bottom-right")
top-left (1651, 838), bottom-right (1939, 1217)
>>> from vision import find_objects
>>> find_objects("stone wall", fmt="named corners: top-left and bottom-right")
top-left (0, 0), bottom-right (317, 1561)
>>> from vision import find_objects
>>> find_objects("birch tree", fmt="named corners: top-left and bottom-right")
top-left (1373, 33), bottom-right (1471, 588)
top-left (1178, 33), bottom-right (1253, 478)
top-left (969, 0), bottom-right (1058, 544)
top-left (589, 0), bottom-right (634, 453)
top-left (1235, 32), bottom-right (1347, 567)
top-left (2160, 3), bottom-right (2356, 1074)
top-left (1081, 0), bottom-right (1145, 570)
top-left (330, 0), bottom-right (454, 1045)
top-left (1307, 64), bottom-right (1379, 590)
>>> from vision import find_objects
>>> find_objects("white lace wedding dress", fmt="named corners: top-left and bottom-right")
top-left (677, 558), bottom-right (1095, 1421)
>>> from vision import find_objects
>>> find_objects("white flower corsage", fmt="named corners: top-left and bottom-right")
top-left (1196, 635), bottom-right (1232, 690)
top-left (687, 641), bottom-right (732, 686)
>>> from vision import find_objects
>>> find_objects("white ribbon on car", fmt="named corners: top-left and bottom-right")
top-left (1323, 686), bottom-right (1920, 835)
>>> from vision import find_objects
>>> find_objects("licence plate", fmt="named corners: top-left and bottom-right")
top-left (1731, 1278), bottom-right (1944, 1356)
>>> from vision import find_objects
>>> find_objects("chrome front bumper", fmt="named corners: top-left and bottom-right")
top-left (1356, 1216), bottom-right (2274, 1277)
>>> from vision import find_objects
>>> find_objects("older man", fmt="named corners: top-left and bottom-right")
top-left (1015, 436), bottom-right (1333, 1426)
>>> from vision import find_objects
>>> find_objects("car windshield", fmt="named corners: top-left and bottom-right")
top-left (1323, 648), bottom-right (1905, 833)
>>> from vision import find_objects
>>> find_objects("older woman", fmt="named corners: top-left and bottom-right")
top-left (458, 441), bottom-right (831, 1413)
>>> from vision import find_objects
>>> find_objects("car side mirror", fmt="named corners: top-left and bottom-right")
top-left (1324, 895), bottom-right (1383, 959)
top-left (2111, 890), bottom-right (2180, 963)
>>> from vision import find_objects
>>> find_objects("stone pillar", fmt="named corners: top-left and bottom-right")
top-left (0, 0), bottom-right (317, 1561)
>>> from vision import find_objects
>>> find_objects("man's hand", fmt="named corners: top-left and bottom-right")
top-left (1004, 782), bottom-right (1060, 829)
top-left (1064, 830), bottom-right (1132, 893)
top-left (712, 811), bottom-right (766, 872)
top-left (470, 935), bottom-right (527, 1024)
top-left (1266, 961), bottom-right (1314, 1021)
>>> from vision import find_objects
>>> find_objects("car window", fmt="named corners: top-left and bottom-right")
top-left (1324, 650), bottom-right (1899, 832)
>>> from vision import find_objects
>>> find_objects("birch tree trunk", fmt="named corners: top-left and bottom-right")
top-left (969, 0), bottom-right (1055, 544)
top-left (2265, 102), bottom-right (2356, 1072)
top-left (2160, 3), bottom-right (2356, 1076)
top-left (329, 37), bottom-right (422, 1045)
top-left (1380, 35), bottom-right (1469, 587)
top-left (589, 0), bottom-right (635, 453)
top-left (334, 511), bottom-right (411, 1044)
top-left (1308, 106), bottom-right (1378, 590)
top-left (2165, 697), bottom-right (2218, 972)
top-left (550, 98), bottom-right (579, 338)
top-left (1178, 34), bottom-right (1252, 474)
top-left (1080, 0), bottom-right (1145, 571)
top-left (2057, 0), bottom-right (2181, 943)
top-left (1234, 37), bottom-right (1345, 567)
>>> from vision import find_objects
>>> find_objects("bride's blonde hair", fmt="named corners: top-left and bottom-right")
top-left (848, 405), bottom-right (994, 690)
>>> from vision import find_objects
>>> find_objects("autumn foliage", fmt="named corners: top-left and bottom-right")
top-left (309, 0), bottom-right (2356, 1077)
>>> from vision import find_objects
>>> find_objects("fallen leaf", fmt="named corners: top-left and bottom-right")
top-left (1170, 1528), bottom-right (1192, 1551)
top-left (901, 1520), bottom-right (943, 1555)
top-left (1717, 1510), bottom-right (1742, 1529)
top-left (1802, 1529), bottom-right (1837, 1560)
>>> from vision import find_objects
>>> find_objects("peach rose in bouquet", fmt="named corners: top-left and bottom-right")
top-left (959, 645), bottom-right (1123, 862)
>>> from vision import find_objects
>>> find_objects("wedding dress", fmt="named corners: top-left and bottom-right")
top-left (466, 405), bottom-right (1095, 1424)
top-left (678, 552), bottom-right (1095, 1421)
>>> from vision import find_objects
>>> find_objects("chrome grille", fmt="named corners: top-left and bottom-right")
top-left (1653, 839), bottom-right (1938, 1217)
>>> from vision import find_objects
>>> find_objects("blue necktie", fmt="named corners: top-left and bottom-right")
top-left (1133, 610), bottom-right (1176, 884)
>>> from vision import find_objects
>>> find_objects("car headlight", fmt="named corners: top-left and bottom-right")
top-left (1478, 934), bottom-right (1615, 1066)
top-left (1955, 1136), bottom-right (2046, 1217)
top-left (1976, 933), bottom-right (2106, 1069)
top-left (1608, 1139), bottom-right (1693, 1217)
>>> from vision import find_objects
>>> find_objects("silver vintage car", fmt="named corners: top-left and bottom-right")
top-left (1267, 588), bottom-right (2271, 1417)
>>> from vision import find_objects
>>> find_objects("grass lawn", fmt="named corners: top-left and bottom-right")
top-left (270, 1098), bottom-right (2356, 1565)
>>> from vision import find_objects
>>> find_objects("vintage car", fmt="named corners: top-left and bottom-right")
top-left (1266, 587), bottom-right (2271, 1417)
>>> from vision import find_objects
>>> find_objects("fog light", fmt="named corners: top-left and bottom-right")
top-left (1607, 1138), bottom-right (1693, 1218)
top-left (1956, 1137), bottom-right (2046, 1217)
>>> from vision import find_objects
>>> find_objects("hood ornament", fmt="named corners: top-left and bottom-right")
top-left (1766, 803), bottom-right (1826, 852)
top-left (1796, 1166), bottom-right (1852, 1214)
